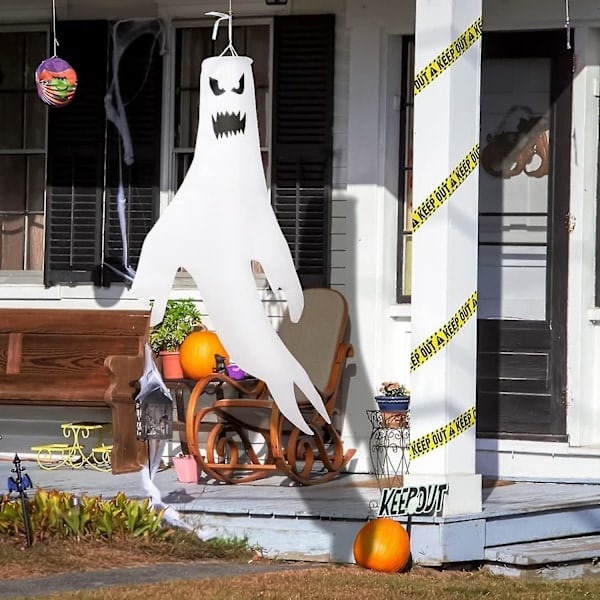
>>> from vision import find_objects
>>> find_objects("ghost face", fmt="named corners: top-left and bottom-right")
top-left (197, 56), bottom-right (259, 146)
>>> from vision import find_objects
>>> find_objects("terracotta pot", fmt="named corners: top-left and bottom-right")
top-left (160, 351), bottom-right (184, 380)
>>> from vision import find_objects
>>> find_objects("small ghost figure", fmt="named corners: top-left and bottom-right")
top-left (132, 56), bottom-right (328, 434)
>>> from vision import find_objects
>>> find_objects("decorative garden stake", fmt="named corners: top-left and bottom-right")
top-left (7, 454), bottom-right (34, 547)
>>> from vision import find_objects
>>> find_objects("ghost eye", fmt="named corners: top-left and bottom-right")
top-left (231, 74), bottom-right (244, 94)
top-left (210, 77), bottom-right (225, 96)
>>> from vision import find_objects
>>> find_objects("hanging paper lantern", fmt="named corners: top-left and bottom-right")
top-left (35, 57), bottom-right (78, 107)
top-left (353, 518), bottom-right (411, 572)
top-left (179, 330), bottom-right (230, 380)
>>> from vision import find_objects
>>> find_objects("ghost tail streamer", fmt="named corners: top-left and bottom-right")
top-left (139, 439), bottom-right (218, 541)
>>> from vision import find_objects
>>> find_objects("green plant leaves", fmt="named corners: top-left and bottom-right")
top-left (149, 299), bottom-right (203, 353)
top-left (0, 489), bottom-right (171, 544)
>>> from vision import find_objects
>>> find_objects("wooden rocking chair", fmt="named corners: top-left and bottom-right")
top-left (185, 288), bottom-right (355, 485)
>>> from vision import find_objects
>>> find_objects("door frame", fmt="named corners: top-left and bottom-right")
top-left (476, 30), bottom-right (573, 441)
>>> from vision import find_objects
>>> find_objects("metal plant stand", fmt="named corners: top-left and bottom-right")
top-left (366, 410), bottom-right (410, 490)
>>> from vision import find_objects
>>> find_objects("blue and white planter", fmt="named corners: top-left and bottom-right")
top-left (375, 395), bottom-right (410, 413)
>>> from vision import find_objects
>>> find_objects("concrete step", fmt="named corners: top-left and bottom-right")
top-left (484, 534), bottom-right (600, 579)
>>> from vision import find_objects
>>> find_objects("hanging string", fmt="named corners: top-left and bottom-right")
top-left (206, 0), bottom-right (237, 56)
top-left (565, 0), bottom-right (571, 50)
top-left (51, 0), bottom-right (59, 57)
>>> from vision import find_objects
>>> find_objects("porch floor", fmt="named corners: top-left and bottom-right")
top-left (3, 456), bottom-right (600, 577)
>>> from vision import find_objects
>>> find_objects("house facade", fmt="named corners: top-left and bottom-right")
top-left (2, 0), bottom-right (600, 485)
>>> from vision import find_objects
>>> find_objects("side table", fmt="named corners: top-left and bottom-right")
top-left (366, 410), bottom-right (410, 490)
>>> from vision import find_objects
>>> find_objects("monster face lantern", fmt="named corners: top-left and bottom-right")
top-left (35, 57), bottom-right (78, 108)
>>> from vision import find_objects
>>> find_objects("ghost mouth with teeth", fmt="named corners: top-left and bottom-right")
top-left (212, 111), bottom-right (246, 138)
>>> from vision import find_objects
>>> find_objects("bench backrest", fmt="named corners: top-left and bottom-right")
top-left (0, 309), bottom-right (150, 405)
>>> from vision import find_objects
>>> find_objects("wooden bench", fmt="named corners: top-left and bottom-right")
top-left (0, 309), bottom-right (150, 474)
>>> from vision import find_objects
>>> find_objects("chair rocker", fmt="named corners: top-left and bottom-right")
top-left (185, 288), bottom-right (356, 485)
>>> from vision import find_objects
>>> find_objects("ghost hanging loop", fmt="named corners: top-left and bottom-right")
top-left (206, 3), bottom-right (238, 57)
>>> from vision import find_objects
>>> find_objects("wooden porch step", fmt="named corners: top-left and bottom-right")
top-left (485, 534), bottom-right (600, 566)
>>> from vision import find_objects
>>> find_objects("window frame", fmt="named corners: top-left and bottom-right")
top-left (0, 24), bottom-right (49, 282)
top-left (167, 17), bottom-right (274, 203)
top-left (396, 35), bottom-right (414, 303)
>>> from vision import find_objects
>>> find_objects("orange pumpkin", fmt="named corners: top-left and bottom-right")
top-left (353, 518), bottom-right (411, 572)
top-left (179, 330), bottom-right (229, 379)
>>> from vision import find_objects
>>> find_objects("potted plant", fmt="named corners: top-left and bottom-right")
top-left (375, 382), bottom-right (410, 413)
top-left (149, 299), bottom-right (202, 379)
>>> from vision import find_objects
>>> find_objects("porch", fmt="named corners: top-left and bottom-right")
top-left (5, 456), bottom-right (600, 579)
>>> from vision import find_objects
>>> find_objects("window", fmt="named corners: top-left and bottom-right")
top-left (0, 30), bottom-right (47, 272)
top-left (173, 23), bottom-right (271, 191)
top-left (396, 37), bottom-right (414, 302)
top-left (1, 16), bottom-right (335, 289)
top-left (44, 20), bottom-right (162, 286)
top-left (172, 15), bottom-right (335, 288)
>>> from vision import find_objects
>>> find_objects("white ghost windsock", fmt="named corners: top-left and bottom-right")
top-left (132, 56), bottom-right (328, 434)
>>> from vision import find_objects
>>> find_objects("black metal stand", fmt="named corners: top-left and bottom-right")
top-left (366, 410), bottom-right (410, 491)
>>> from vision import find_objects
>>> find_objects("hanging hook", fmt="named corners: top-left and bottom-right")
top-left (206, 7), bottom-right (238, 57)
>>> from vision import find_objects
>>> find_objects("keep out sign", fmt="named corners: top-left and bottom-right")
top-left (378, 484), bottom-right (449, 517)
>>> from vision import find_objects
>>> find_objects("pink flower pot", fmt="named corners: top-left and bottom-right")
top-left (173, 455), bottom-right (200, 483)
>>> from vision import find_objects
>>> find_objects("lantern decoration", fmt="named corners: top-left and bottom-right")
top-left (179, 329), bottom-right (230, 380)
top-left (135, 387), bottom-right (173, 441)
top-left (353, 518), bottom-right (411, 573)
top-left (35, 57), bottom-right (78, 107)
top-left (135, 344), bottom-right (174, 442)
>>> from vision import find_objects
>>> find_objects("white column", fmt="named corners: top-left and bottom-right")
top-left (403, 0), bottom-right (482, 515)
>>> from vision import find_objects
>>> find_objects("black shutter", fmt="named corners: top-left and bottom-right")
top-left (103, 30), bottom-right (162, 285)
top-left (45, 21), bottom-right (108, 285)
top-left (45, 20), bottom-right (162, 287)
top-left (272, 15), bottom-right (335, 288)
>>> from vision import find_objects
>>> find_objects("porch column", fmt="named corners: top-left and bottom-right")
top-left (403, 0), bottom-right (482, 515)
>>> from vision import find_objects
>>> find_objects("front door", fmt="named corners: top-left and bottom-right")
top-left (476, 31), bottom-right (573, 440)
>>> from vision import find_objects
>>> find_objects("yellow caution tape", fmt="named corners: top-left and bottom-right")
top-left (412, 144), bottom-right (480, 232)
top-left (414, 17), bottom-right (483, 96)
top-left (410, 291), bottom-right (478, 372)
top-left (409, 405), bottom-right (476, 460)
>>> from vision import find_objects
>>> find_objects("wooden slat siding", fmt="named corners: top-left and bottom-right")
top-left (0, 309), bottom-right (150, 474)
top-left (6, 333), bottom-right (23, 375)
top-left (0, 310), bottom-right (149, 335)
top-left (0, 378), bottom-right (106, 404)
top-left (272, 15), bottom-right (335, 288)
